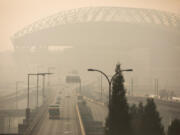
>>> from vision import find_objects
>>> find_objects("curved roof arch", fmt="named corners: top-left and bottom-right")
top-left (11, 7), bottom-right (180, 48)
top-left (12, 7), bottom-right (180, 39)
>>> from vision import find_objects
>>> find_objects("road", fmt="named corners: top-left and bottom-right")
top-left (85, 95), bottom-right (180, 130)
top-left (33, 88), bottom-right (81, 135)
top-left (86, 99), bottom-right (108, 126)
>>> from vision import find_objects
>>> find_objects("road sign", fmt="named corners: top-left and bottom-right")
top-left (66, 76), bottom-right (81, 83)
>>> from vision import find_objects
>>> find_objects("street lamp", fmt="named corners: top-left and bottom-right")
top-left (37, 72), bottom-right (53, 102)
top-left (26, 73), bottom-right (36, 121)
top-left (26, 72), bottom-right (53, 121)
top-left (27, 74), bottom-right (36, 109)
top-left (87, 68), bottom-right (133, 106)
top-left (36, 74), bottom-right (40, 107)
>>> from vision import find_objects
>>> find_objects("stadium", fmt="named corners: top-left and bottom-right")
top-left (9, 7), bottom-right (180, 95)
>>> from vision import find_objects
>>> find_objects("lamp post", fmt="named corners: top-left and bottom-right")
top-left (26, 73), bottom-right (34, 121)
top-left (88, 68), bottom-right (133, 106)
top-left (100, 74), bottom-right (102, 100)
top-left (36, 74), bottom-right (40, 107)
top-left (27, 73), bottom-right (39, 109)
top-left (38, 72), bottom-right (53, 102)
top-left (131, 78), bottom-right (134, 96)
top-left (26, 72), bottom-right (53, 121)
top-left (42, 74), bottom-right (45, 102)
top-left (79, 79), bottom-right (81, 93)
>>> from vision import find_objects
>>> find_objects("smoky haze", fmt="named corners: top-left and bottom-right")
top-left (0, 0), bottom-right (180, 51)
top-left (1, 8), bottom-right (180, 96)
top-left (0, 1), bottom-right (180, 135)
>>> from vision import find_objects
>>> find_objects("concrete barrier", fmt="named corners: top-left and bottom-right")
top-left (83, 96), bottom-right (106, 107)
top-left (77, 100), bottom-right (104, 135)
top-left (18, 102), bottom-right (48, 135)
top-left (76, 104), bottom-right (86, 135)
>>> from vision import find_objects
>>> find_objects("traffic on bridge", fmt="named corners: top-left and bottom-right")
top-left (0, 0), bottom-right (180, 135)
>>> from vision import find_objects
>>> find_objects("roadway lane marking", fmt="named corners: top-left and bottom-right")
top-left (76, 104), bottom-right (86, 135)
top-left (64, 130), bottom-right (73, 134)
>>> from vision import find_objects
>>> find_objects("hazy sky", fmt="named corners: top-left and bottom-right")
top-left (0, 0), bottom-right (179, 51)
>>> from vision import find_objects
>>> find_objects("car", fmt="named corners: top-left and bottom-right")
top-left (48, 104), bottom-right (60, 119)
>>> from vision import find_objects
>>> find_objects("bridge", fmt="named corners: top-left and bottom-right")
top-left (1, 6), bottom-right (180, 135)
top-left (1, 82), bottom-right (180, 134)
top-left (80, 90), bottom-right (180, 131)
top-left (0, 88), bottom-right (44, 133)
top-left (0, 109), bottom-right (25, 117)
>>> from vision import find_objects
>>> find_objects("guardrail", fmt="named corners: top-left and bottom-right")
top-left (83, 96), bottom-right (106, 107)
top-left (0, 89), bottom-right (39, 104)
top-left (76, 104), bottom-right (86, 135)
top-left (17, 92), bottom-right (57, 135)
top-left (77, 99), bottom-right (104, 135)
top-left (26, 104), bottom-right (47, 135)
top-left (18, 103), bottom-right (48, 135)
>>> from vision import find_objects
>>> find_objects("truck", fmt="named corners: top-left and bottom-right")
top-left (48, 104), bottom-right (60, 119)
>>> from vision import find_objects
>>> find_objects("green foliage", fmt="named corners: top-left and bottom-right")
top-left (130, 102), bottom-right (144, 135)
top-left (130, 99), bottom-right (165, 135)
top-left (168, 119), bottom-right (180, 135)
top-left (105, 64), bottom-right (166, 135)
top-left (141, 98), bottom-right (165, 135)
top-left (105, 64), bottom-right (132, 135)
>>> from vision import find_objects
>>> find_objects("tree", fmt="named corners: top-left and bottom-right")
top-left (141, 98), bottom-right (165, 135)
top-left (105, 64), bottom-right (132, 135)
top-left (168, 119), bottom-right (180, 135)
top-left (130, 102), bottom-right (144, 135)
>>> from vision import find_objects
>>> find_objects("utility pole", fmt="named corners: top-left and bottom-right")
top-left (16, 83), bottom-right (18, 110)
top-left (42, 74), bottom-right (45, 102)
top-left (27, 74), bottom-right (30, 109)
top-left (157, 79), bottom-right (159, 97)
top-left (38, 72), bottom-right (53, 103)
top-left (36, 75), bottom-right (39, 107)
top-left (128, 80), bottom-right (131, 96)
top-left (26, 72), bottom-right (53, 121)
top-left (155, 79), bottom-right (159, 97)
top-left (131, 78), bottom-right (133, 96)
top-left (79, 79), bottom-right (81, 93)
top-left (26, 74), bottom-right (30, 122)
top-left (8, 117), bottom-right (11, 131)
top-left (100, 74), bottom-right (102, 100)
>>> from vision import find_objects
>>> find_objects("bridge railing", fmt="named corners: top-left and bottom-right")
top-left (77, 97), bottom-right (104, 135)
top-left (18, 101), bottom-right (48, 135)
top-left (76, 104), bottom-right (86, 135)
